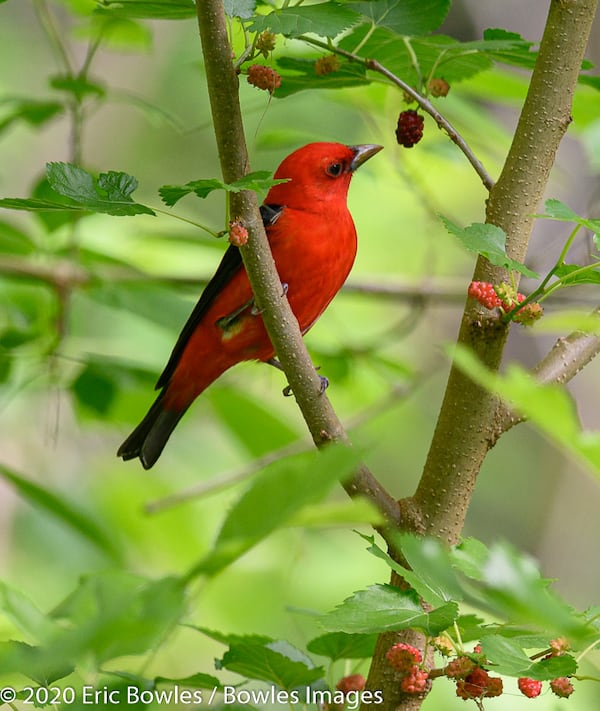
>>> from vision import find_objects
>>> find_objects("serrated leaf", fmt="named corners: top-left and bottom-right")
top-left (306, 632), bottom-right (377, 661)
top-left (95, 0), bottom-right (196, 19)
top-left (0, 641), bottom-right (73, 685)
top-left (159, 172), bottom-right (285, 207)
top-left (224, 0), bottom-right (255, 19)
top-left (536, 198), bottom-right (600, 234)
top-left (480, 636), bottom-right (577, 680)
top-left (274, 56), bottom-right (370, 97)
top-left (396, 533), bottom-right (464, 604)
top-left (0, 464), bottom-right (121, 561)
top-left (321, 584), bottom-right (458, 635)
top-left (349, 0), bottom-right (451, 35)
top-left (360, 532), bottom-right (456, 607)
top-left (46, 162), bottom-right (155, 216)
top-left (441, 217), bottom-right (538, 277)
top-left (554, 263), bottom-right (600, 286)
top-left (249, 2), bottom-right (361, 39)
top-left (219, 639), bottom-right (324, 689)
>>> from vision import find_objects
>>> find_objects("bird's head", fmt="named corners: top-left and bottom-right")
top-left (265, 142), bottom-right (382, 210)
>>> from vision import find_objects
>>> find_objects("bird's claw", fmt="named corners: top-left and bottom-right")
top-left (281, 374), bottom-right (328, 398)
top-left (318, 374), bottom-right (329, 393)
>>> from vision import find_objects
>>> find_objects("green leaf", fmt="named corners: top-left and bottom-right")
top-left (396, 533), bottom-right (464, 604)
top-left (288, 498), bottom-right (384, 528)
top-left (0, 582), bottom-right (61, 643)
top-left (208, 386), bottom-right (298, 458)
top-left (339, 30), bottom-right (493, 86)
top-left (50, 573), bottom-right (186, 665)
top-left (306, 632), bottom-right (377, 661)
top-left (49, 74), bottom-right (106, 101)
top-left (155, 672), bottom-right (223, 689)
top-left (0, 641), bottom-right (73, 685)
top-left (219, 639), bottom-right (324, 689)
top-left (190, 444), bottom-right (364, 577)
top-left (452, 346), bottom-right (600, 480)
top-left (536, 198), bottom-right (600, 234)
top-left (0, 464), bottom-right (121, 561)
top-left (0, 99), bottom-right (63, 135)
top-left (72, 362), bottom-right (118, 415)
top-left (441, 217), bottom-right (539, 277)
top-left (479, 28), bottom-right (538, 70)
top-left (0, 219), bottom-right (35, 254)
top-left (249, 2), bottom-right (361, 38)
top-left (554, 263), bottom-right (600, 286)
top-left (480, 636), bottom-right (577, 680)
top-left (529, 309), bottom-right (600, 334)
top-left (46, 162), bottom-right (155, 216)
top-left (95, 0), bottom-right (196, 19)
top-left (30, 175), bottom-right (80, 231)
top-left (349, 0), bottom-right (451, 35)
top-left (224, 0), bottom-right (255, 19)
top-left (321, 584), bottom-right (458, 635)
top-left (0, 197), bottom-right (90, 213)
top-left (159, 171), bottom-right (286, 207)
top-left (274, 56), bottom-right (370, 98)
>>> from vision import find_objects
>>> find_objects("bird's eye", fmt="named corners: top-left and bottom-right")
top-left (326, 162), bottom-right (343, 177)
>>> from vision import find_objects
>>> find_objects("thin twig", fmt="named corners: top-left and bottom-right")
top-left (297, 35), bottom-right (495, 191)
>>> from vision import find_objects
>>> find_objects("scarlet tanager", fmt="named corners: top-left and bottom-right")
top-left (118, 142), bottom-right (382, 468)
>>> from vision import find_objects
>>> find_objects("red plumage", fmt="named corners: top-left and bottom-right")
top-left (118, 142), bottom-right (382, 468)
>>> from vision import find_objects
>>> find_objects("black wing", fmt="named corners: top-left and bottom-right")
top-left (155, 204), bottom-right (284, 390)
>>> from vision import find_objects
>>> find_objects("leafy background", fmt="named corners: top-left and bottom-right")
top-left (0, 0), bottom-right (599, 708)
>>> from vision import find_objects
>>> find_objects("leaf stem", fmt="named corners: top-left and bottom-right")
top-left (151, 206), bottom-right (221, 237)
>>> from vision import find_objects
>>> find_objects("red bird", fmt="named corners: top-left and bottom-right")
top-left (118, 142), bottom-right (382, 468)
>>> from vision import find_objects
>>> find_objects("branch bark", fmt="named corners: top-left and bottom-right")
top-left (410, 0), bottom-right (598, 543)
top-left (196, 0), bottom-right (400, 527)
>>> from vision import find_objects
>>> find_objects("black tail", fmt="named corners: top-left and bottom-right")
top-left (117, 392), bottom-right (187, 469)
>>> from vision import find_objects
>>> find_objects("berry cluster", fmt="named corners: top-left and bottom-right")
top-left (315, 54), bottom-right (341, 76)
top-left (335, 674), bottom-right (366, 695)
top-left (395, 110), bottom-right (424, 148)
top-left (429, 77), bottom-right (450, 97)
top-left (256, 31), bottom-right (276, 58)
top-left (386, 643), bottom-right (429, 695)
top-left (518, 637), bottom-right (575, 699)
top-left (383, 638), bottom-right (577, 704)
top-left (228, 220), bottom-right (249, 247)
top-left (246, 64), bottom-right (281, 94)
top-left (468, 281), bottom-right (543, 325)
top-left (456, 666), bottom-right (503, 700)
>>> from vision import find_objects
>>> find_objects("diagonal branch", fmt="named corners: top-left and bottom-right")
top-left (297, 35), bottom-right (494, 191)
top-left (494, 308), bottom-right (600, 436)
top-left (196, 0), bottom-right (400, 528)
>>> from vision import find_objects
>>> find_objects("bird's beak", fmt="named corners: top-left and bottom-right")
top-left (349, 144), bottom-right (383, 171)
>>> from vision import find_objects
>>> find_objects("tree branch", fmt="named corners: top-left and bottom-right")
top-left (196, 0), bottom-right (400, 527)
top-left (494, 307), bottom-right (600, 436)
top-left (410, 0), bottom-right (598, 543)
